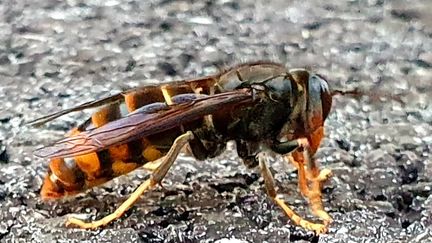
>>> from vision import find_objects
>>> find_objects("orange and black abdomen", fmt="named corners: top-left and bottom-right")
top-left (40, 88), bottom-right (189, 199)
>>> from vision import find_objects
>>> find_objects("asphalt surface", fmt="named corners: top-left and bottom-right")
top-left (1, 0), bottom-right (431, 242)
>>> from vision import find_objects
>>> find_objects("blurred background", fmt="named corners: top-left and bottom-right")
top-left (0, 0), bottom-right (431, 242)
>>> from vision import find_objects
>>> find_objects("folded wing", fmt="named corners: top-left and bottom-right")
top-left (34, 89), bottom-right (257, 158)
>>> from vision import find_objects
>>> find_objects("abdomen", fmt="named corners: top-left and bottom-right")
top-left (41, 88), bottom-right (192, 199)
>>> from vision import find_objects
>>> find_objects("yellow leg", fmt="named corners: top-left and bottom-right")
top-left (258, 152), bottom-right (327, 235)
top-left (66, 132), bottom-right (194, 229)
top-left (316, 168), bottom-right (333, 182)
top-left (302, 149), bottom-right (332, 225)
top-left (286, 137), bottom-right (332, 181)
top-left (284, 138), bottom-right (311, 197)
top-left (286, 145), bottom-right (332, 225)
top-left (288, 154), bottom-right (332, 186)
top-left (142, 159), bottom-right (163, 172)
top-left (161, 85), bottom-right (173, 105)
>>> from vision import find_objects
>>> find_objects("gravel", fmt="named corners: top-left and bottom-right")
top-left (0, 0), bottom-right (431, 242)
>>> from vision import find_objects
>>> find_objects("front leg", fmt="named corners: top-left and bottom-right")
top-left (287, 149), bottom-right (332, 225)
top-left (273, 137), bottom-right (332, 225)
top-left (273, 138), bottom-right (330, 194)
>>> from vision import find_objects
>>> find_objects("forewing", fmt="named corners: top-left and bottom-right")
top-left (27, 77), bottom-right (219, 127)
top-left (34, 89), bottom-right (256, 158)
top-left (27, 92), bottom-right (125, 127)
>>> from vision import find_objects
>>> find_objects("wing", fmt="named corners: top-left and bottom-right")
top-left (27, 61), bottom-right (285, 127)
top-left (34, 89), bottom-right (257, 158)
top-left (27, 76), bottom-right (218, 127)
top-left (27, 92), bottom-right (125, 127)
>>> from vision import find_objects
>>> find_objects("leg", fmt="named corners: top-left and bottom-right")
top-left (66, 131), bottom-right (194, 229)
top-left (161, 85), bottom-right (173, 105)
top-left (291, 150), bottom-right (332, 183)
top-left (142, 159), bottom-right (163, 172)
top-left (303, 126), bottom-right (333, 183)
top-left (258, 152), bottom-right (327, 234)
top-left (285, 136), bottom-right (332, 184)
top-left (287, 151), bottom-right (332, 195)
top-left (300, 149), bottom-right (332, 225)
top-left (286, 146), bottom-right (332, 225)
top-left (275, 138), bottom-right (312, 197)
top-left (274, 138), bottom-right (330, 197)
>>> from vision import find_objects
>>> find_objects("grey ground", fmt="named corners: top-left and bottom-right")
top-left (0, 0), bottom-right (431, 242)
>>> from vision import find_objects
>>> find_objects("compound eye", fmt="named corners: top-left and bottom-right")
top-left (306, 74), bottom-right (333, 130)
top-left (314, 74), bottom-right (330, 93)
top-left (314, 74), bottom-right (332, 120)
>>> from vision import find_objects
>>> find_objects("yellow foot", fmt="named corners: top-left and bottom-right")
top-left (317, 168), bottom-right (333, 182)
top-left (66, 217), bottom-right (100, 229)
top-left (307, 222), bottom-right (328, 235)
top-left (314, 210), bottom-right (333, 226)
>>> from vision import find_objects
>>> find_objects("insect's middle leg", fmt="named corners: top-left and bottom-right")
top-left (66, 131), bottom-right (194, 229)
top-left (258, 152), bottom-right (327, 234)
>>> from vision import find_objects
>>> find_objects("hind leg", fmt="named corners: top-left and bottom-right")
top-left (66, 132), bottom-right (194, 229)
